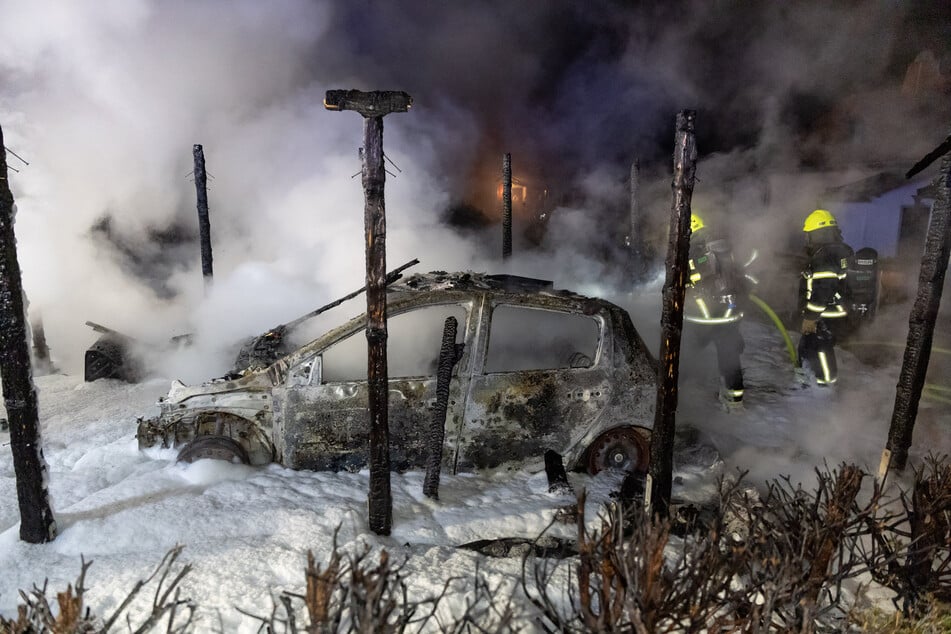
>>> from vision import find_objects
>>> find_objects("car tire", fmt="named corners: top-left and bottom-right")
top-left (177, 435), bottom-right (251, 465)
top-left (586, 426), bottom-right (650, 475)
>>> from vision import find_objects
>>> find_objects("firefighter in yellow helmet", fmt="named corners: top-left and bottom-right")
top-left (684, 211), bottom-right (748, 407)
top-left (797, 209), bottom-right (854, 386)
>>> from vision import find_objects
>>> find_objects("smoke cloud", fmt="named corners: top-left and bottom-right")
top-left (0, 0), bottom-right (947, 394)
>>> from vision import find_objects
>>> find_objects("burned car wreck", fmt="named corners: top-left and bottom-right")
top-left (137, 272), bottom-right (658, 475)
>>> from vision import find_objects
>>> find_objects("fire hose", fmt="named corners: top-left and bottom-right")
top-left (743, 300), bottom-right (951, 405)
top-left (748, 294), bottom-right (798, 367)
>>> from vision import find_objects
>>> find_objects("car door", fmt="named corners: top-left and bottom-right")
top-left (458, 300), bottom-right (611, 470)
top-left (274, 301), bottom-right (472, 471)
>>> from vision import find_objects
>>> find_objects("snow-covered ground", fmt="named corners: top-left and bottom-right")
top-left (1, 309), bottom-right (948, 631)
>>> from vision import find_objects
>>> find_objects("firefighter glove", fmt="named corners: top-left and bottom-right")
top-left (801, 318), bottom-right (818, 335)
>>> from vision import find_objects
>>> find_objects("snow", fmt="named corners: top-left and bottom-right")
top-left (1, 312), bottom-right (949, 631)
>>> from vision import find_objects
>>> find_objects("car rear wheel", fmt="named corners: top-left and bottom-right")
top-left (177, 435), bottom-right (251, 465)
top-left (586, 426), bottom-right (650, 475)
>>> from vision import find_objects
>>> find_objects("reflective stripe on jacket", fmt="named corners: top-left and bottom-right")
top-left (686, 256), bottom-right (744, 324)
top-left (801, 242), bottom-right (851, 319)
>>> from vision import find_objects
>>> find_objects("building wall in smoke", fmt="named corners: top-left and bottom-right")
top-left (830, 178), bottom-right (934, 260)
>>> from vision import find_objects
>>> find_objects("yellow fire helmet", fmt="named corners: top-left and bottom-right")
top-left (690, 212), bottom-right (704, 233)
top-left (803, 209), bottom-right (837, 232)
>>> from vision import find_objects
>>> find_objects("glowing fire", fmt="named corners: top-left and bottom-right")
top-left (497, 181), bottom-right (528, 203)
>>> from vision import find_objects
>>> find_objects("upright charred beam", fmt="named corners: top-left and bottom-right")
top-left (363, 115), bottom-right (391, 534)
top-left (193, 144), bottom-right (213, 286)
top-left (648, 111), bottom-right (697, 518)
top-left (0, 127), bottom-right (57, 543)
top-left (502, 153), bottom-right (512, 259)
top-left (325, 89), bottom-right (412, 536)
top-left (423, 316), bottom-right (461, 500)
top-left (30, 315), bottom-right (53, 375)
top-left (544, 450), bottom-right (571, 494)
top-left (884, 145), bottom-right (951, 473)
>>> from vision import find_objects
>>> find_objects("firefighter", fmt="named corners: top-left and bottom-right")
top-left (684, 212), bottom-right (747, 407)
top-left (797, 209), bottom-right (853, 386)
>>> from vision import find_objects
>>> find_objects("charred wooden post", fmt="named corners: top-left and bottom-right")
top-left (647, 111), bottom-right (697, 518)
top-left (423, 316), bottom-right (462, 500)
top-left (883, 141), bottom-right (951, 473)
top-left (325, 89), bottom-right (412, 535)
top-left (544, 450), bottom-right (571, 494)
top-left (0, 126), bottom-right (57, 543)
top-left (30, 315), bottom-right (53, 375)
top-left (192, 144), bottom-right (213, 287)
top-left (502, 152), bottom-right (512, 259)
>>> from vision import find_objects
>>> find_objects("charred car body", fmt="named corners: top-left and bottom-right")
top-left (137, 272), bottom-right (658, 474)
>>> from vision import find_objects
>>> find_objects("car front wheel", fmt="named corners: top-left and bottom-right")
top-left (177, 435), bottom-right (251, 465)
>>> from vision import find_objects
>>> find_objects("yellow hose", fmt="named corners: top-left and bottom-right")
top-left (748, 294), bottom-right (798, 367)
top-left (741, 300), bottom-right (951, 402)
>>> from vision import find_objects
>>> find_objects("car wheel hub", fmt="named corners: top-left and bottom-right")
top-left (587, 426), bottom-right (650, 475)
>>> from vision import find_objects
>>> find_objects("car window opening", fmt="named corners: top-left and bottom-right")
top-left (484, 304), bottom-right (600, 374)
top-left (320, 304), bottom-right (468, 383)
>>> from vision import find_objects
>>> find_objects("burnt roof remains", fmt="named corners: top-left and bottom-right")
top-left (391, 271), bottom-right (592, 300)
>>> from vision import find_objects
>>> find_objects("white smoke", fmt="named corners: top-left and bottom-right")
top-left (0, 0), bottom-right (946, 402)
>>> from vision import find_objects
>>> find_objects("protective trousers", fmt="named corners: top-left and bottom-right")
top-left (797, 320), bottom-right (838, 385)
top-left (687, 321), bottom-right (745, 397)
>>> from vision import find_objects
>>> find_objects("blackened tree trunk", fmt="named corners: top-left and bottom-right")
top-left (0, 127), bottom-right (57, 543)
top-left (885, 149), bottom-right (951, 472)
top-left (423, 316), bottom-right (460, 500)
top-left (502, 153), bottom-right (512, 259)
top-left (362, 115), bottom-right (392, 535)
top-left (193, 144), bottom-right (213, 286)
top-left (648, 111), bottom-right (697, 518)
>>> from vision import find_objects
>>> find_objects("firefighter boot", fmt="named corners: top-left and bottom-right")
top-left (718, 386), bottom-right (745, 412)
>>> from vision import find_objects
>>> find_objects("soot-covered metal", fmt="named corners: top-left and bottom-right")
top-left (136, 272), bottom-right (658, 474)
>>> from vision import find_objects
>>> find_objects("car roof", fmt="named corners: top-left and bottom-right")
top-left (389, 271), bottom-right (597, 304)
top-left (270, 272), bottom-right (622, 376)
top-left (172, 271), bottom-right (646, 397)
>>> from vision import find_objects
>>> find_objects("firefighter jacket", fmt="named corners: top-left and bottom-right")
top-left (685, 235), bottom-right (745, 325)
top-left (800, 239), bottom-right (853, 320)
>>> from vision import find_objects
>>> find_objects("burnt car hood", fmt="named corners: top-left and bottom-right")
top-left (164, 371), bottom-right (278, 405)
